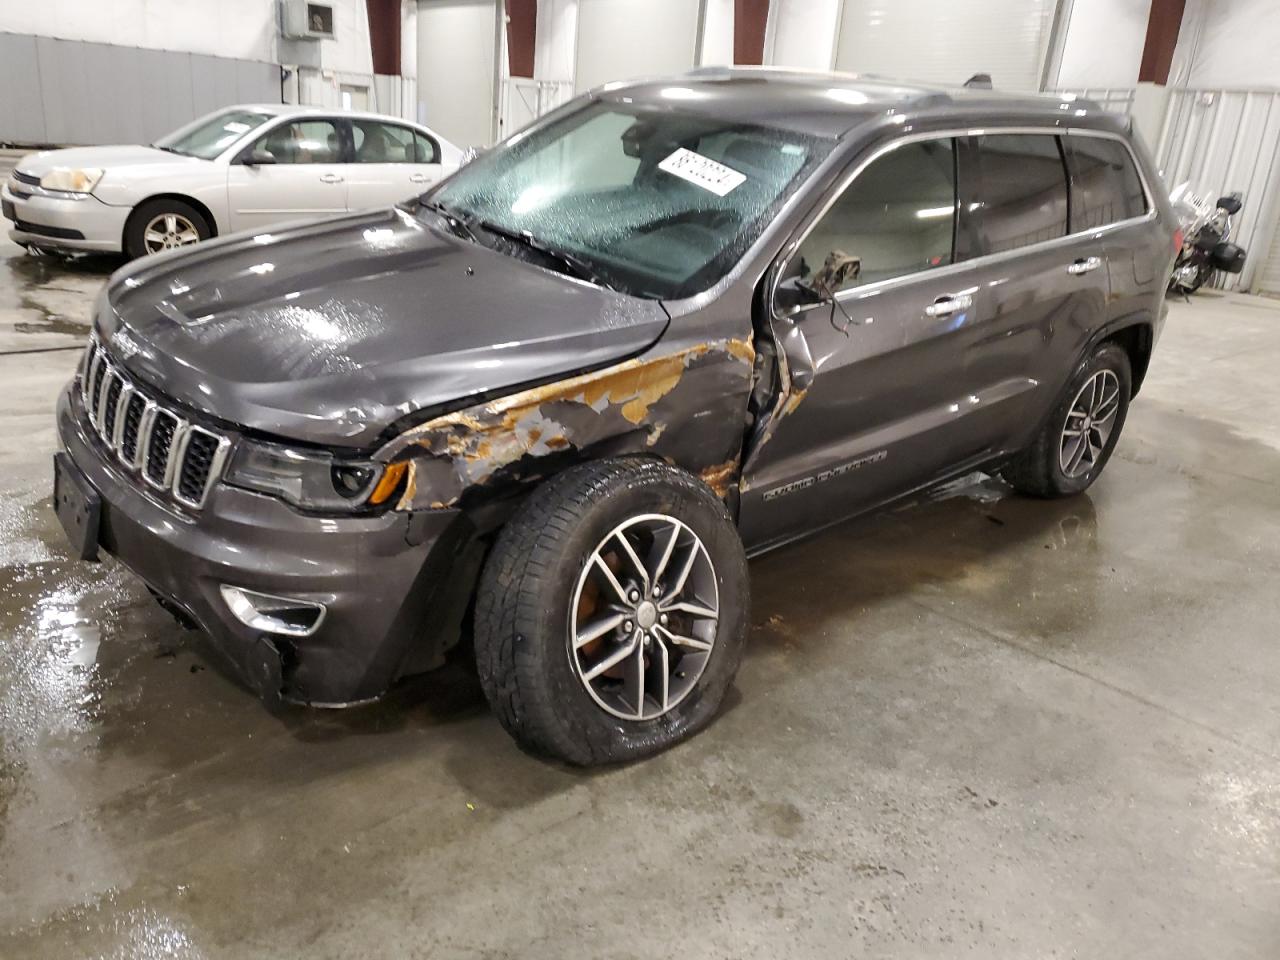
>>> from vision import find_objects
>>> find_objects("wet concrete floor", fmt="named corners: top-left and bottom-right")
top-left (1, 228), bottom-right (1278, 958)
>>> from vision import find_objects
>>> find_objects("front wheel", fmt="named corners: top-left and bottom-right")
top-left (474, 457), bottom-right (749, 765)
top-left (1002, 342), bottom-right (1132, 498)
top-left (124, 199), bottom-right (211, 259)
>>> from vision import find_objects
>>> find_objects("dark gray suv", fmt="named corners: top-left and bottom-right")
top-left (54, 69), bottom-right (1176, 764)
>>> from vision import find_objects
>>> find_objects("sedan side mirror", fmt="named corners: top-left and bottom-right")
top-left (240, 148), bottom-right (277, 166)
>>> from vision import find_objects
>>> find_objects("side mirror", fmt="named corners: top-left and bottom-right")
top-left (1216, 194), bottom-right (1242, 214)
top-left (774, 276), bottom-right (825, 313)
top-left (240, 148), bottom-right (277, 166)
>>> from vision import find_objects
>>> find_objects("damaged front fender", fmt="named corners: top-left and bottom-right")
top-left (379, 337), bottom-right (757, 511)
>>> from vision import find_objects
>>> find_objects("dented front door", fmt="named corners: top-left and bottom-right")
top-left (737, 265), bottom-right (997, 552)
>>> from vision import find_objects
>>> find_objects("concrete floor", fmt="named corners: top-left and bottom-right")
top-left (2, 222), bottom-right (1279, 959)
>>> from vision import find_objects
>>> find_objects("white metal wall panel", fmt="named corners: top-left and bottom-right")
top-left (1261, 224), bottom-right (1280, 295)
top-left (766, 0), bottom-right (841, 71)
top-left (417, 0), bottom-right (498, 148)
top-left (833, 0), bottom-right (1055, 92)
top-left (1176, 0), bottom-right (1280, 89)
top-left (1155, 88), bottom-right (1280, 292)
top-left (574, 0), bottom-right (700, 92)
top-left (0, 33), bottom-right (279, 147)
top-left (1054, 0), bottom-right (1151, 89)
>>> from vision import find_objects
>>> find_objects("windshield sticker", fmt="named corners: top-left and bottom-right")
top-left (658, 148), bottom-right (746, 196)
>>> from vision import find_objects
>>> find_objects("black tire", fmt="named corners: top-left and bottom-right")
top-left (1002, 342), bottom-right (1132, 498)
top-left (124, 198), bottom-right (211, 259)
top-left (474, 456), bottom-right (749, 766)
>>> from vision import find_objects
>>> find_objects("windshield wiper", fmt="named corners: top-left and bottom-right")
top-left (151, 144), bottom-right (185, 155)
top-left (419, 198), bottom-right (478, 243)
top-left (477, 219), bottom-right (615, 290)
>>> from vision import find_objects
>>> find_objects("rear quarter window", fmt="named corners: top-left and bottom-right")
top-left (1063, 136), bottom-right (1148, 228)
top-left (974, 134), bottom-right (1069, 254)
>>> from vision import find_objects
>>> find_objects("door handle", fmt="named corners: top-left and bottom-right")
top-left (924, 294), bottom-right (973, 317)
top-left (319, 173), bottom-right (344, 184)
top-left (409, 173), bottom-right (431, 183)
top-left (1067, 256), bottom-right (1102, 275)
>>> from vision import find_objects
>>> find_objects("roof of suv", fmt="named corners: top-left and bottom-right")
top-left (601, 67), bottom-right (1118, 140)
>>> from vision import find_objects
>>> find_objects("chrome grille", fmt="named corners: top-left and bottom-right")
top-left (79, 337), bottom-right (231, 510)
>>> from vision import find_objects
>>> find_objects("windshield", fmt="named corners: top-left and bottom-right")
top-left (153, 108), bottom-right (274, 160)
top-left (426, 100), bottom-right (825, 299)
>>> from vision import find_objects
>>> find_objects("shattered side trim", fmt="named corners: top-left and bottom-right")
top-left (380, 338), bottom-right (756, 511)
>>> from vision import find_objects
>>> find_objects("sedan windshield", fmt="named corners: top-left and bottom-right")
top-left (153, 109), bottom-right (275, 160)
top-left (426, 101), bottom-right (825, 299)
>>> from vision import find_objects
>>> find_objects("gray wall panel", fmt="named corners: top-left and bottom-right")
top-left (236, 59), bottom-right (280, 104)
top-left (189, 54), bottom-right (223, 118)
top-left (0, 34), bottom-right (45, 143)
top-left (0, 32), bottom-right (281, 146)
top-left (83, 40), bottom-right (130, 144)
top-left (211, 59), bottom-right (239, 111)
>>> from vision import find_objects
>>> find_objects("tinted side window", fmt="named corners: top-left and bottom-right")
top-left (975, 135), bottom-right (1068, 253)
top-left (1064, 137), bottom-right (1147, 228)
top-left (352, 121), bottom-right (418, 163)
top-left (793, 138), bottom-right (956, 293)
top-left (255, 120), bottom-right (343, 164)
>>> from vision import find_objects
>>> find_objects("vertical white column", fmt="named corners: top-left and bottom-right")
top-left (699, 0), bottom-right (735, 66)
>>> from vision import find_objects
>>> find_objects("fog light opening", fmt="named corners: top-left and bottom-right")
top-left (220, 584), bottom-right (327, 638)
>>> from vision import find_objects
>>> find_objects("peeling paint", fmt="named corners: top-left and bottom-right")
top-left (699, 459), bottom-right (739, 499)
top-left (396, 460), bottom-right (418, 510)
top-left (782, 386), bottom-right (808, 418)
top-left (724, 339), bottom-right (756, 366)
top-left (383, 338), bottom-right (756, 511)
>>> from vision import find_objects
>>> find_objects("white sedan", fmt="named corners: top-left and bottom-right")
top-left (1, 105), bottom-right (462, 258)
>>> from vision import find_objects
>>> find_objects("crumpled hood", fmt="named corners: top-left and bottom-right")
top-left (97, 207), bottom-right (670, 449)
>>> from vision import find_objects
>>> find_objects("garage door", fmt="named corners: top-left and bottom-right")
top-left (833, 0), bottom-right (1056, 92)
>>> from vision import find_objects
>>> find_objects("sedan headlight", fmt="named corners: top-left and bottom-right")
top-left (225, 441), bottom-right (407, 511)
top-left (39, 167), bottom-right (104, 194)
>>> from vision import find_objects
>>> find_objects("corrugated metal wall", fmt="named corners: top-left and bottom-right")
top-left (1261, 226), bottom-right (1280, 295)
top-left (1154, 88), bottom-right (1280, 293)
top-left (0, 32), bottom-right (280, 147)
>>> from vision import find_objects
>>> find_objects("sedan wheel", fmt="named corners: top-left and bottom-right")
top-left (124, 199), bottom-right (211, 260)
top-left (143, 213), bottom-right (202, 253)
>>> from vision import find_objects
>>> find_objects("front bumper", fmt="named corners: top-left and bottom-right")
top-left (3, 181), bottom-right (129, 252)
top-left (56, 382), bottom-right (468, 705)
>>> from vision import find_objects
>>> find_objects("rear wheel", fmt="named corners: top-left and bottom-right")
top-left (1002, 342), bottom-right (1132, 498)
top-left (124, 199), bottom-right (210, 259)
top-left (473, 457), bottom-right (749, 765)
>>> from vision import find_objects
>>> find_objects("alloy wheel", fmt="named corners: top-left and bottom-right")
top-left (569, 513), bottom-right (719, 721)
top-left (1059, 369), bottom-right (1121, 479)
top-left (142, 213), bottom-right (201, 254)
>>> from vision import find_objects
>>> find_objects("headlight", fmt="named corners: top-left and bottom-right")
top-left (224, 441), bottom-right (407, 511)
top-left (39, 167), bottom-right (104, 194)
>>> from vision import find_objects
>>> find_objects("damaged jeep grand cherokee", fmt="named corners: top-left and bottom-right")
top-left (54, 69), bottom-right (1176, 764)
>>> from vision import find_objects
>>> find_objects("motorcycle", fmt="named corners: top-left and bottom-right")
top-left (1168, 181), bottom-right (1248, 295)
